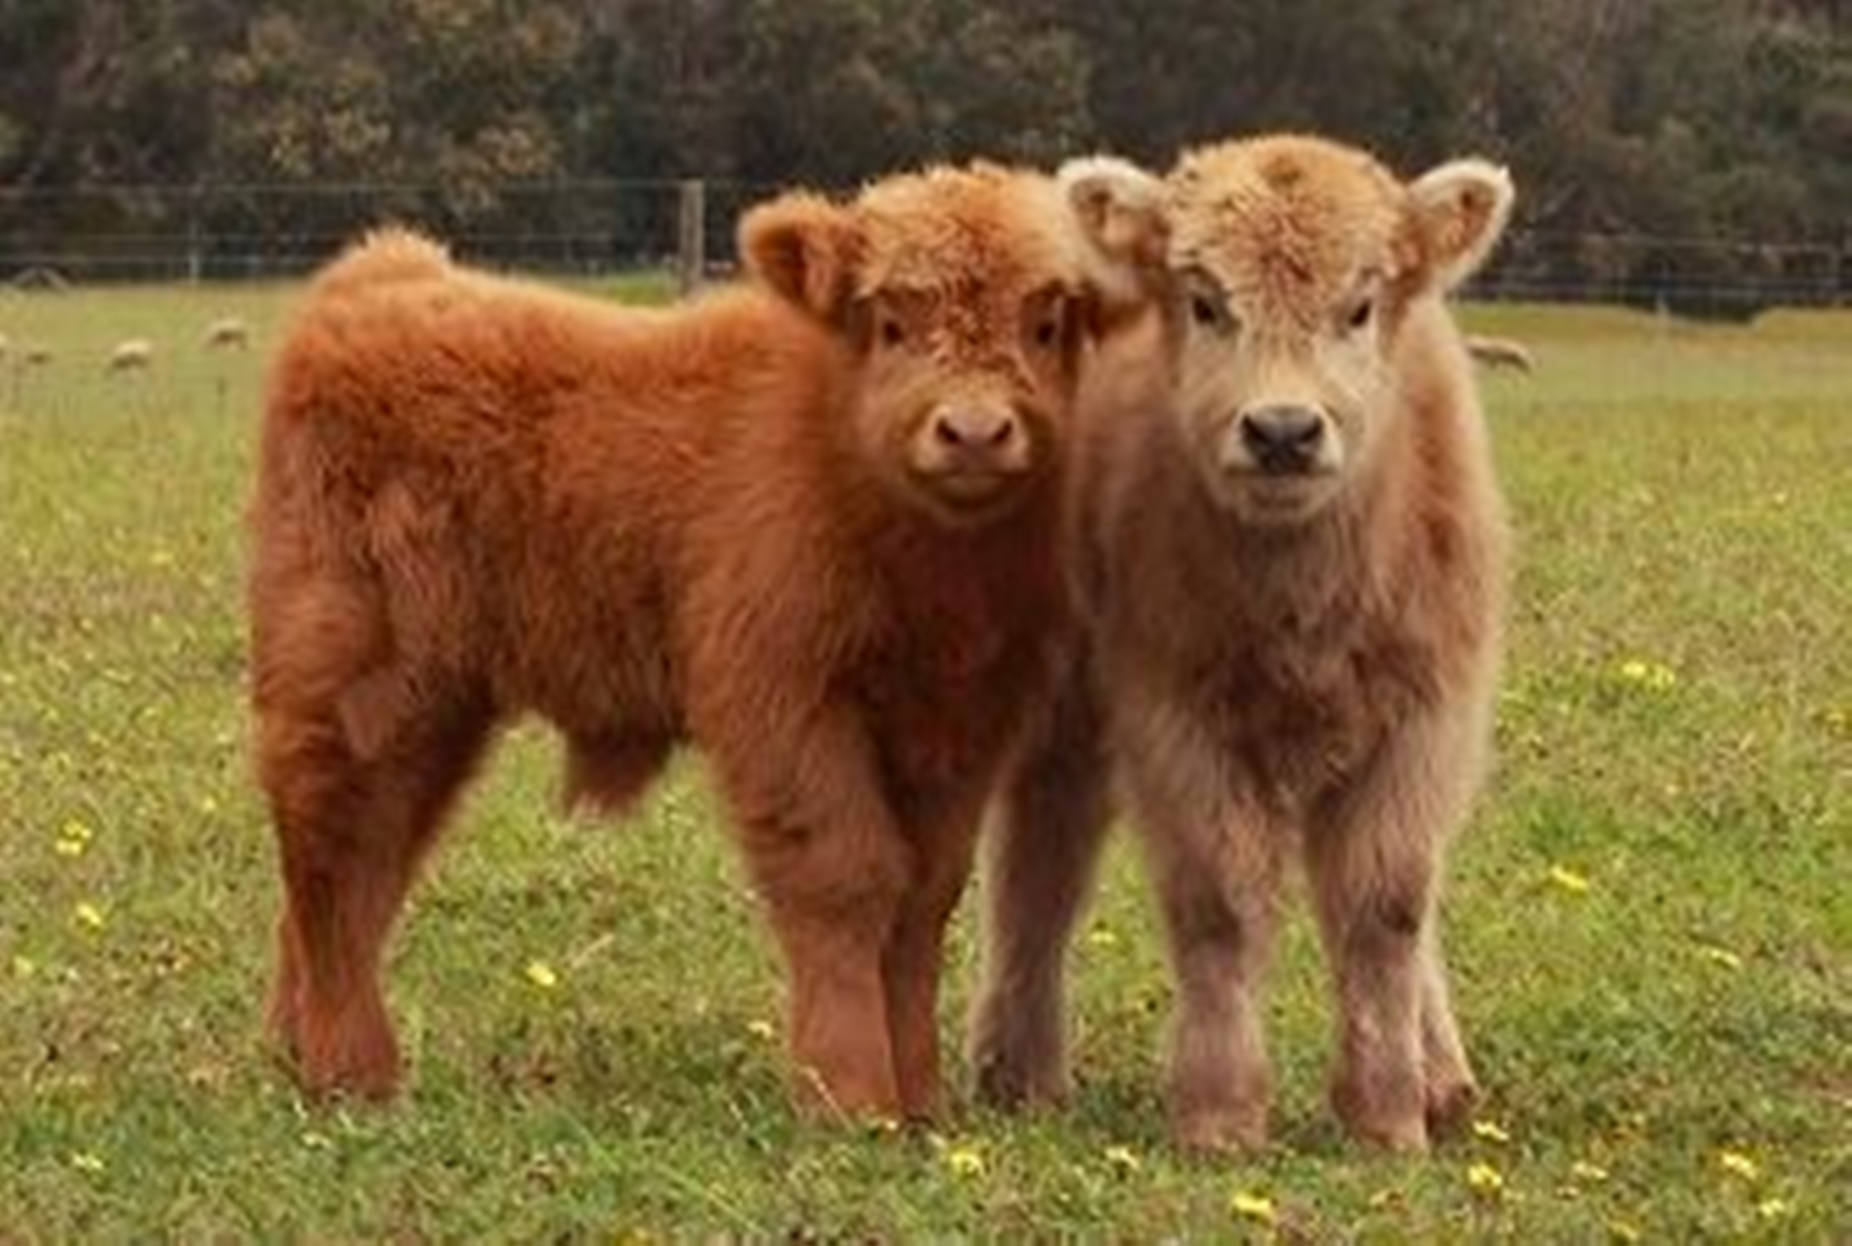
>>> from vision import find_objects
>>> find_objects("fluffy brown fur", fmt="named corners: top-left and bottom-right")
top-left (249, 164), bottom-right (1136, 1120)
top-left (969, 135), bottom-right (1515, 1153)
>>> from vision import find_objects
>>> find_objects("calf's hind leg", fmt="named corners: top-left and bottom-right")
top-left (967, 673), bottom-right (1112, 1110)
top-left (263, 693), bottom-right (491, 1099)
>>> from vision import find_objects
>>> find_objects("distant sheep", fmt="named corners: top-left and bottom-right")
top-left (1465, 334), bottom-right (1534, 373)
top-left (106, 338), bottom-right (154, 372)
top-left (204, 316), bottom-right (249, 349)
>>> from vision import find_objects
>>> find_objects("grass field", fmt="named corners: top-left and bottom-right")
top-left (1, 279), bottom-right (1848, 1240)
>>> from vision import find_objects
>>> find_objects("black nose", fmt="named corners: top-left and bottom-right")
top-left (1239, 405), bottom-right (1325, 473)
top-left (932, 406), bottom-right (1019, 451)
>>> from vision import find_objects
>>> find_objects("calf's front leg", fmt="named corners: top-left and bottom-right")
top-left (1306, 712), bottom-right (1481, 1151)
top-left (723, 711), bottom-right (912, 1120)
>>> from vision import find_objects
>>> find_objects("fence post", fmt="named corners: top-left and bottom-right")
top-left (677, 179), bottom-right (706, 298)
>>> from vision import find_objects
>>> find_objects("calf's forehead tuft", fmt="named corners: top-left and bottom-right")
top-left (850, 164), bottom-right (1082, 299)
top-left (1170, 135), bottom-right (1413, 301)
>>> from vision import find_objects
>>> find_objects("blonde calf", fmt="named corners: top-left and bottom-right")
top-left (972, 134), bottom-right (1515, 1154)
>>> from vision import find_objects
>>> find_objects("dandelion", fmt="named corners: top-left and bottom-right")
top-left (69, 1151), bottom-right (105, 1173)
top-left (1471, 1119), bottom-right (1511, 1144)
top-left (1548, 864), bottom-right (1591, 894)
top-left (1466, 1162), bottom-right (1504, 1196)
top-left (1699, 944), bottom-right (1743, 970)
top-left (1717, 1149), bottom-right (1758, 1180)
top-left (1103, 1144), bottom-right (1141, 1172)
top-left (945, 1145), bottom-right (985, 1177)
top-left (1756, 1197), bottom-right (1791, 1220)
top-left (1617, 658), bottom-right (1677, 691)
top-left (199, 795), bottom-right (220, 814)
top-left (745, 1019), bottom-right (775, 1041)
top-left (55, 819), bottom-right (93, 857)
top-left (1085, 927), bottom-right (1120, 949)
top-left (523, 959), bottom-right (559, 989)
top-left (1570, 1160), bottom-right (1610, 1183)
top-left (12, 955), bottom-right (37, 979)
top-left (74, 901), bottom-right (106, 931)
top-left (1230, 1191), bottom-right (1277, 1224)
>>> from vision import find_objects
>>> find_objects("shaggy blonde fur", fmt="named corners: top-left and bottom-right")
top-left (251, 166), bottom-right (1140, 1120)
top-left (970, 134), bottom-right (1514, 1153)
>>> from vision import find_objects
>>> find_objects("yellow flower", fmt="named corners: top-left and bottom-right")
top-left (1617, 658), bottom-right (1677, 691)
top-left (149, 549), bottom-right (175, 567)
top-left (1699, 945), bottom-right (1743, 970)
top-left (1466, 1162), bottom-right (1504, 1195)
top-left (1548, 864), bottom-right (1591, 894)
top-left (62, 819), bottom-right (94, 843)
top-left (945, 1145), bottom-right (985, 1177)
top-left (54, 836), bottom-right (87, 858)
top-left (74, 902), bottom-right (106, 931)
top-left (1570, 1160), bottom-right (1610, 1183)
top-left (1471, 1119), bottom-right (1511, 1144)
top-left (745, 1019), bottom-right (775, 1041)
top-left (11, 955), bottom-right (36, 979)
top-left (199, 795), bottom-right (220, 814)
top-left (523, 960), bottom-right (559, 989)
top-left (1608, 1221), bottom-right (1641, 1243)
top-left (1756, 1197), bottom-right (1791, 1220)
top-left (1718, 1149), bottom-right (1758, 1180)
top-left (1103, 1144), bottom-right (1141, 1172)
top-left (1230, 1191), bottom-right (1277, 1224)
top-left (70, 1151), bottom-right (105, 1173)
top-left (1085, 927), bottom-right (1120, 949)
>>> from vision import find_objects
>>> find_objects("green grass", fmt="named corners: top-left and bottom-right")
top-left (2, 282), bottom-right (1848, 1240)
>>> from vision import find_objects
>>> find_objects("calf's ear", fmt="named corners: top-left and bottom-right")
top-left (739, 191), bottom-right (861, 323)
top-left (1408, 158), bottom-right (1515, 291)
top-left (1058, 155), bottom-right (1170, 333)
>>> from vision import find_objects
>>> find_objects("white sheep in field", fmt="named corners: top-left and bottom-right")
top-left (106, 338), bottom-right (154, 372)
top-left (204, 316), bottom-right (249, 349)
top-left (1464, 334), bottom-right (1535, 373)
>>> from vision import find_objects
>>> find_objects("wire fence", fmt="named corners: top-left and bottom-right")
top-left (0, 180), bottom-right (1846, 315)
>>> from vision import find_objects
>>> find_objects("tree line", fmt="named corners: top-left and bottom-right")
top-left (1, 0), bottom-right (1847, 308)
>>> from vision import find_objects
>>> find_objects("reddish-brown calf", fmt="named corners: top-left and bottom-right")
top-left (250, 164), bottom-right (1131, 1119)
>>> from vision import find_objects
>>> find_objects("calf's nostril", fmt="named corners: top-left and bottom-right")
top-left (933, 415), bottom-right (965, 447)
top-left (985, 416), bottom-right (1018, 448)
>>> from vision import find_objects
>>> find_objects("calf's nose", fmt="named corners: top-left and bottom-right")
top-left (1238, 404), bottom-right (1325, 473)
top-left (932, 405), bottom-right (1020, 452)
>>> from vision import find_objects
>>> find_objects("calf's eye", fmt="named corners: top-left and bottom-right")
top-left (879, 316), bottom-right (905, 347)
top-left (1347, 298), bottom-right (1374, 330)
top-left (1191, 294), bottom-right (1221, 327)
